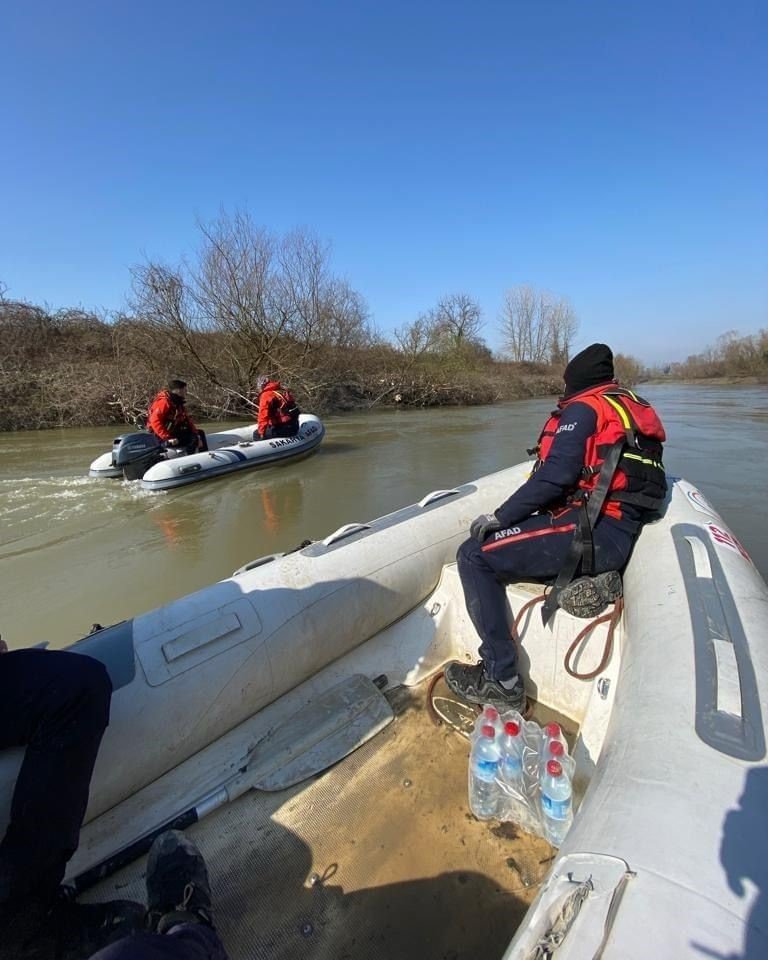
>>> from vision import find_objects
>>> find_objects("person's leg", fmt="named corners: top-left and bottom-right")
top-left (457, 511), bottom-right (582, 680)
top-left (89, 830), bottom-right (228, 960)
top-left (88, 924), bottom-right (228, 960)
top-left (0, 649), bottom-right (112, 904)
top-left (446, 507), bottom-right (626, 707)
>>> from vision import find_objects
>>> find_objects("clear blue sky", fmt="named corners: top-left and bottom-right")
top-left (2, 0), bottom-right (766, 364)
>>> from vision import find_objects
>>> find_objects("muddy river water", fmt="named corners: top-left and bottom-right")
top-left (1, 383), bottom-right (766, 650)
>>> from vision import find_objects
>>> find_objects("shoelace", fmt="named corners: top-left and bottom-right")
top-left (178, 883), bottom-right (195, 912)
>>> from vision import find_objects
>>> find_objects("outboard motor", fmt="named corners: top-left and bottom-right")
top-left (112, 432), bottom-right (165, 481)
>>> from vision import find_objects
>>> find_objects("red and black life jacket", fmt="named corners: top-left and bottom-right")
top-left (536, 383), bottom-right (667, 626)
top-left (532, 383), bottom-right (667, 519)
top-left (273, 388), bottom-right (300, 427)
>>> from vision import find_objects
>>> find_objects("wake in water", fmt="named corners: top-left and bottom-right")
top-left (0, 475), bottom-right (160, 556)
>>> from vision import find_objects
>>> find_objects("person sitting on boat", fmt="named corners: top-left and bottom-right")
top-left (88, 830), bottom-right (229, 960)
top-left (0, 637), bottom-right (146, 955)
top-left (253, 374), bottom-right (300, 441)
top-left (444, 343), bottom-right (667, 713)
top-left (147, 380), bottom-right (208, 454)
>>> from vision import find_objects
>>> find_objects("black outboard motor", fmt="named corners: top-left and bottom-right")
top-left (112, 432), bottom-right (165, 481)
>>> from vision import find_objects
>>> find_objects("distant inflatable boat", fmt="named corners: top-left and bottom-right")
top-left (88, 414), bottom-right (324, 491)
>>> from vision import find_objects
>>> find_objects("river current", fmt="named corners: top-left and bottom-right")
top-left (0, 383), bottom-right (765, 650)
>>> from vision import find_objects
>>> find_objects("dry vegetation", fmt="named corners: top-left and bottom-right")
top-left (1, 212), bottom-right (697, 432)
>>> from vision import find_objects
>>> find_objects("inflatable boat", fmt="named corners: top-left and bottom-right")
top-left (88, 414), bottom-right (324, 490)
top-left (2, 465), bottom-right (766, 959)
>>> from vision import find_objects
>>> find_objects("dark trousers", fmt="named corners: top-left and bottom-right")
top-left (457, 507), bottom-right (634, 681)
top-left (173, 429), bottom-right (208, 454)
top-left (90, 924), bottom-right (228, 960)
top-left (261, 423), bottom-right (298, 440)
top-left (0, 650), bottom-right (112, 903)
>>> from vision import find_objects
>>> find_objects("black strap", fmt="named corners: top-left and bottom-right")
top-left (540, 440), bottom-right (625, 627)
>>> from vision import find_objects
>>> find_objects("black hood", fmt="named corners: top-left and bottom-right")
top-left (562, 343), bottom-right (615, 398)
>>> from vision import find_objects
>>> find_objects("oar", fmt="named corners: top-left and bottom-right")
top-left (72, 673), bottom-right (391, 894)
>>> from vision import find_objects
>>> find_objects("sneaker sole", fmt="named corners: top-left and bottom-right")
top-left (558, 571), bottom-right (622, 618)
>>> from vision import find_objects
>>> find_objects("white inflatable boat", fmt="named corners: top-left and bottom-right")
top-left (2, 465), bottom-right (766, 958)
top-left (88, 413), bottom-right (324, 490)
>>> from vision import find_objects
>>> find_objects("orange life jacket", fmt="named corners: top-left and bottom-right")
top-left (146, 390), bottom-right (197, 440)
top-left (256, 381), bottom-right (300, 433)
top-left (533, 383), bottom-right (667, 519)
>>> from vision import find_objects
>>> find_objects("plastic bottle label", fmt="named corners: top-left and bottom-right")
top-left (541, 794), bottom-right (571, 820)
top-left (474, 758), bottom-right (498, 779)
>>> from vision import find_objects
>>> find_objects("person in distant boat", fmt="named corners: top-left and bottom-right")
top-left (88, 830), bottom-right (229, 960)
top-left (252, 374), bottom-right (300, 441)
top-left (147, 380), bottom-right (208, 454)
top-left (0, 637), bottom-right (146, 956)
top-left (444, 343), bottom-right (667, 713)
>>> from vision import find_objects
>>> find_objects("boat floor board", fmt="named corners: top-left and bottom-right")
top-left (85, 683), bottom-right (554, 959)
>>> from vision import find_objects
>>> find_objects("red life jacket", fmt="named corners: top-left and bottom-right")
top-left (272, 388), bottom-right (299, 427)
top-left (533, 383), bottom-right (667, 519)
top-left (146, 390), bottom-right (196, 439)
top-left (256, 381), bottom-right (300, 433)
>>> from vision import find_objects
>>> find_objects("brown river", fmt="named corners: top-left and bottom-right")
top-left (1, 384), bottom-right (766, 651)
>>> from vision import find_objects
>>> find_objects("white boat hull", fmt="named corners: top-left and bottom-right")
top-left (88, 414), bottom-right (324, 489)
top-left (1, 465), bottom-right (766, 957)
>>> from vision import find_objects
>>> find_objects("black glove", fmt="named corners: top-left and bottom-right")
top-left (470, 513), bottom-right (502, 542)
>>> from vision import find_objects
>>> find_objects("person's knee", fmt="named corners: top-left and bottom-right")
top-left (457, 537), bottom-right (480, 567)
top-left (68, 654), bottom-right (113, 726)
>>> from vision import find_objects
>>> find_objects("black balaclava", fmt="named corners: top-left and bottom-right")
top-left (562, 343), bottom-right (615, 398)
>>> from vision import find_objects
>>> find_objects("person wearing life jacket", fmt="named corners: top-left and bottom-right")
top-left (444, 343), bottom-right (667, 712)
top-left (146, 380), bottom-right (207, 454)
top-left (253, 374), bottom-right (300, 441)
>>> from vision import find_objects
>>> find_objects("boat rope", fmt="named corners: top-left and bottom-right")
top-left (563, 597), bottom-right (623, 681)
top-left (524, 875), bottom-right (594, 960)
top-left (514, 594), bottom-right (623, 682)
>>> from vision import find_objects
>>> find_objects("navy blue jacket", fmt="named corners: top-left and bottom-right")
top-left (494, 402), bottom-right (641, 534)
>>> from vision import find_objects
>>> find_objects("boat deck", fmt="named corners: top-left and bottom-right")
top-left (87, 682), bottom-right (569, 959)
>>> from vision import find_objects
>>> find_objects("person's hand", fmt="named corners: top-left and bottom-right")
top-left (166, 438), bottom-right (179, 447)
top-left (470, 514), bottom-right (502, 542)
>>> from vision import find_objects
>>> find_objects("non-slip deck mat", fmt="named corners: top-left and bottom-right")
top-left (87, 686), bottom-right (554, 960)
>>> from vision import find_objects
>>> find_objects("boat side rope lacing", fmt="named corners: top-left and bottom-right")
top-left (524, 875), bottom-right (594, 960)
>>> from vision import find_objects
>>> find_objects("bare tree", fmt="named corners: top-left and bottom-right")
top-left (500, 285), bottom-right (577, 363)
top-left (129, 212), bottom-right (372, 409)
top-left (431, 293), bottom-right (483, 352)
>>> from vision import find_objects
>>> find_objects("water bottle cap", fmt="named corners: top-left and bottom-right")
top-left (504, 721), bottom-right (520, 736)
top-left (544, 722), bottom-right (562, 738)
top-left (481, 724), bottom-right (495, 738)
top-left (548, 740), bottom-right (564, 756)
top-left (483, 706), bottom-right (499, 721)
top-left (547, 759), bottom-right (563, 776)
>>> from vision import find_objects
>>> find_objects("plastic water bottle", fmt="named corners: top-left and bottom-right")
top-left (540, 759), bottom-right (573, 846)
top-left (543, 722), bottom-right (568, 754)
top-left (469, 724), bottom-right (500, 819)
top-left (539, 738), bottom-right (566, 777)
top-left (473, 705), bottom-right (503, 738)
top-left (498, 720), bottom-right (523, 787)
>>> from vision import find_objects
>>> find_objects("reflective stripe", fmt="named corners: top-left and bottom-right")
top-left (481, 522), bottom-right (576, 552)
top-left (603, 394), bottom-right (632, 429)
top-left (622, 451), bottom-right (664, 468)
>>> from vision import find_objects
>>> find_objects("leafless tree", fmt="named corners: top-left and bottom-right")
top-left (431, 293), bottom-right (483, 352)
top-left (500, 285), bottom-right (577, 363)
top-left (129, 212), bottom-right (372, 408)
